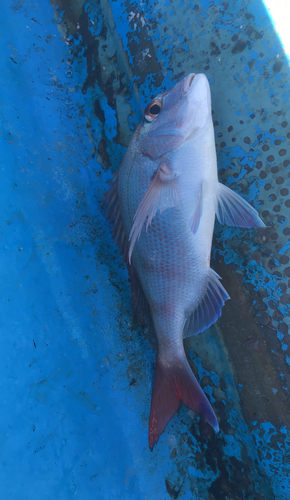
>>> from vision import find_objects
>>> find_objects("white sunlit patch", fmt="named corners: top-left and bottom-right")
top-left (128, 11), bottom-right (146, 29)
top-left (263, 0), bottom-right (290, 58)
top-left (143, 48), bottom-right (152, 59)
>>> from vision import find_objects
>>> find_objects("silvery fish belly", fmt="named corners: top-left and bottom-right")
top-left (103, 73), bottom-right (264, 450)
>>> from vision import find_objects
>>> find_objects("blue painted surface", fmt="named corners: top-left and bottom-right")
top-left (1, 0), bottom-right (290, 499)
top-left (0, 3), bottom-right (162, 499)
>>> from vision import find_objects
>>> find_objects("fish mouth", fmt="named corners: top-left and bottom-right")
top-left (182, 73), bottom-right (196, 95)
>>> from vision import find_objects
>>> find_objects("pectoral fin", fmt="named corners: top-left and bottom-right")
top-left (216, 182), bottom-right (265, 228)
top-left (190, 183), bottom-right (203, 234)
top-left (129, 163), bottom-right (179, 263)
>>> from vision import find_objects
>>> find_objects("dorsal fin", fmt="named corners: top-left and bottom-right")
top-left (101, 172), bottom-right (151, 325)
top-left (101, 172), bottom-right (128, 262)
top-left (183, 269), bottom-right (230, 338)
top-left (129, 265), bottom-right (152, 326)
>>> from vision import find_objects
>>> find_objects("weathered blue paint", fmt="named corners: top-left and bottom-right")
top-left (0, 3), bottom-right (169, 499)
top-left (1, 0), bottom-right (290, 499)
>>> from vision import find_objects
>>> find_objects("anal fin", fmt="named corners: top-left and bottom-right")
top-left (183, 269), bottom-right (230, 338)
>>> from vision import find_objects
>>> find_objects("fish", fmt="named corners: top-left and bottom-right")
top-left (102, 73), bottom-right (265, 450)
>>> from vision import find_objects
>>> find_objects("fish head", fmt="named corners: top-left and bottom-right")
top-left (138, 73), bottom-right (212, 160)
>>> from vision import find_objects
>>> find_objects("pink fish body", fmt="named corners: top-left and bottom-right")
top-left (103, 73), bottom-right (264, 449)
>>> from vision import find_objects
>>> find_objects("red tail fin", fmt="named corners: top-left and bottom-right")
top-left (149, 353), bottom-right (219, 450)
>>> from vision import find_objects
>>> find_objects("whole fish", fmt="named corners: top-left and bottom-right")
top-left (103, 73), bottom-right (264, 449)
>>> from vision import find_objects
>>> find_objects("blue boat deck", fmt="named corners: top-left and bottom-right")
top-left (1, 1), bottom-right (289, 499)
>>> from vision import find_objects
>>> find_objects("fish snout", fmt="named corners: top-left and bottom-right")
top-left (182, 73), bottom-right (196, 96)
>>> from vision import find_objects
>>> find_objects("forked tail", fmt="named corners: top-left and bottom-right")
top-left (149, 352), bottom-right (219, 450)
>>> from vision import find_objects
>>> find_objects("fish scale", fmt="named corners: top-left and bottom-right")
top-left (137, 214), bottom-right (206, 315)
top-left (103, 72), bottom-right (265, 449)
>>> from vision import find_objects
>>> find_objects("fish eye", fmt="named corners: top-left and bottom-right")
top-left (149, 104), bottom-right (161, 115)
top-left (144, 100), bottom-right (162, 123)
